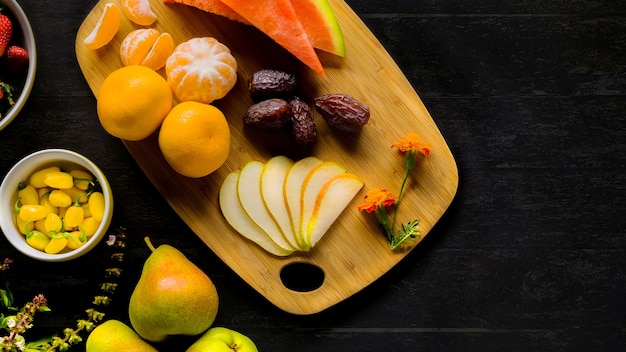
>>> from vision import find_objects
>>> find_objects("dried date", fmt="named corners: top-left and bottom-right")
top-left (289, 96), bottom-right (317, 146)
top-left (248, 69), bottom-right (299, 101)
top-left (314, 93), bottom-right (370, 133)
top-left (243, 99), bottom-right (293, 129)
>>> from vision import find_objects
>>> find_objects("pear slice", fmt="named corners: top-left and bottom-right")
top-left (306, 173), bottom-right (364, 247)
top-left (219, 172), bottom-right (293, 256)
top-left (299, 161), bottom-right (347, 248)
top-left (283, 156), bottom-right (324, 249)
top-left (237, 161), bottom-right (297, 252)
top-left (260, 156), bottom-right (299, 249)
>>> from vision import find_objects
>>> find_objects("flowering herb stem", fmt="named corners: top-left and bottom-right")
top-left (358, 133), bottom-right (430, 250)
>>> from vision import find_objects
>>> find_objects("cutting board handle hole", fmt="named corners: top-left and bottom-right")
top-left (280, 262), bottom-right (325, 292)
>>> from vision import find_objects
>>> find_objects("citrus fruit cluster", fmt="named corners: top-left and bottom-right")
top-left (97, 64), bottom-right (231, 178)
top-left (83, 0), bottom-right (157, 49)
top-left (82, 1), bottom-right (238, 103)
top-left (83, 1), bottom-right (173, 71)
top-left (86, 2), bottom-right (239, 178)
top-left (14, 166), bottom-right (105, 254)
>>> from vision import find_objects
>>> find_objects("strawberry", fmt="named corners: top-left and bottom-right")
top-left (0, 13), bottom-right (13, 57)
top-left (2, 45), bottom-right (28, 73)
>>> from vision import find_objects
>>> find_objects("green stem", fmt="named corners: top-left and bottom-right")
top-left (390, 150), bottom-right (416, 235)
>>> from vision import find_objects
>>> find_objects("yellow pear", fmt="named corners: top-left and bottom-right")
top-left (129, 238), bottom-right (219, 342)
top-left (86, 319), bottom-right (157, 352)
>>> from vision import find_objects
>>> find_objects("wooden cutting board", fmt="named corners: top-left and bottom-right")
top-left (76, 0), bottom-right (458, 315)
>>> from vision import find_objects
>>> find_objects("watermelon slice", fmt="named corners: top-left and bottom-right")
top-left (162, 0), bottom-right (250, 24)
top-left (290, 0), bottom-right (345, 57)
top-left (221, 0), bottom-right (325, 77)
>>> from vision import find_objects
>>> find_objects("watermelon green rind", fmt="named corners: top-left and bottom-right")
top-left (291, 0), bottom-right (345, 57)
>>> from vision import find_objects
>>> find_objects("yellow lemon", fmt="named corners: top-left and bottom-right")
top-left (97, 65), bottom-right (172, 141)
top-left (158, 102), bottom-right (230, 178)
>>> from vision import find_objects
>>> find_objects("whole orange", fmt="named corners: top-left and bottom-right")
top-left (158, 102), bottom-right (230, 178)
top-left (97, 65), bottom-right (172, 141)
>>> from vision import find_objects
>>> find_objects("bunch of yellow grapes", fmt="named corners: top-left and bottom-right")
top-left (14, 166), bottom-right (105, 254)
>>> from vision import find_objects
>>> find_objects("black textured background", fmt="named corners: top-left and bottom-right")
top-left (0, 1), bottom-right (624, 351)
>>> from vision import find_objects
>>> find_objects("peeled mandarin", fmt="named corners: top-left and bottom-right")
top-left (122, 0), bottom-right (157, 26)
top-left (165, 37), bottom-right (238, 104)
top-left (120, 29), bottom-right (174, 70)
top-left (83, 2), bottom-right (121, 50)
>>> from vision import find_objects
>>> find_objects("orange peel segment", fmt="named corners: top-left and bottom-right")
top-left (83, 3), bottom-right (121, 50)
top-left (121, 0), bottom-right (158, 26)
top-left (165, 37), bottom-right (238, 104)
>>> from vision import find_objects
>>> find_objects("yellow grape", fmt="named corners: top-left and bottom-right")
top-left (34, 218), bottom-right (47, 234)
top-left (44, 171), bottom-right (74, 189)
top-left (26, 231), bottom-right (50, 251)
top-left (18, 204), bottom-right (48, 221)
top-left (64, 187), bottom-right (89, 203)
top-left (81, 217), bottom-right (101, 237)
top-left (44, 213), bottom-right (63, 234)
top-left (88, 192), bottom-right (105, 221)
top-left (64, 206), bottom-right (85, 229)
top-left (66, 231), bottom-right (87, 249)
top-left (70, 169), bottom-right (93, 190)
top-left (44, 237), bottom-right (68, 254)
top-left (48, 190), bottom-right (72, 208)
top-left (29, 166), bottom-right (60, 188)
top-left (16, 217), bottom-right (34, 235)
top-left (81, 203), bottom-right (92, 218)
top-left (17, 185), bottom-right (39, 205)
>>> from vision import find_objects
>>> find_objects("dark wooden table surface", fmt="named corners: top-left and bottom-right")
top-left (0, 0), bottom-right (624, 351)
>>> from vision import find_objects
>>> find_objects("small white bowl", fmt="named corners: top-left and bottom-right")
top-left (0, 0), bottom-right (37, 131)
top-left (0, 149), bottom-right (113, 262)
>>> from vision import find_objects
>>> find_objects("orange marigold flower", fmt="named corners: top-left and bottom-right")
top-left (357, 188), bottom-right (397, 213)
top-left (391, 132), bottom-right (431, 156)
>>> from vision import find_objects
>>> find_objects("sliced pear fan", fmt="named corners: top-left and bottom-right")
top-left (218, 172), bottom-right (293, 256)
top-left (219, 156), bottom-right (364, 255)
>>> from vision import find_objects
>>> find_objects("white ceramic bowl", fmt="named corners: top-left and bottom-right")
top-left (0, 0), bottom-right (37, 131)
top-left (0, 149), bottom-right (114, 262)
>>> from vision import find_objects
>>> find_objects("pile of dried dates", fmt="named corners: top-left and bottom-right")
top-left (243, 69), bottom-right (370, 146)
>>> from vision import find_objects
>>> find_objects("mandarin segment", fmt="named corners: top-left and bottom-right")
top-left (83, 2), bottom-right (122, 50)
top-left (165, 37), bottom-right (238, 104)
top-left (120, 28), bottom-right (160, 66)
top-left (120, 29), bottom-right (174, 70)
top-left (141, 32), bottom-right (174, 70)
top-left (122, 0), bottom-right (157, 26)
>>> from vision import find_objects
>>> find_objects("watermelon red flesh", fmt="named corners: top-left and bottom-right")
top-left (290, 0), bottom-right (345, 57)
top-left (221, 0), bottom-right (325, 77)
top-left (162, 0), bottom-right (250, 24)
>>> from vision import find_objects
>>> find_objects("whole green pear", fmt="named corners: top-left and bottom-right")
top-left (129, 238), bottom-right (219, 342)
top-left (86, 319), bottom-right (157, 352)
top-left (186, 327), bottom-right (259, 352)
